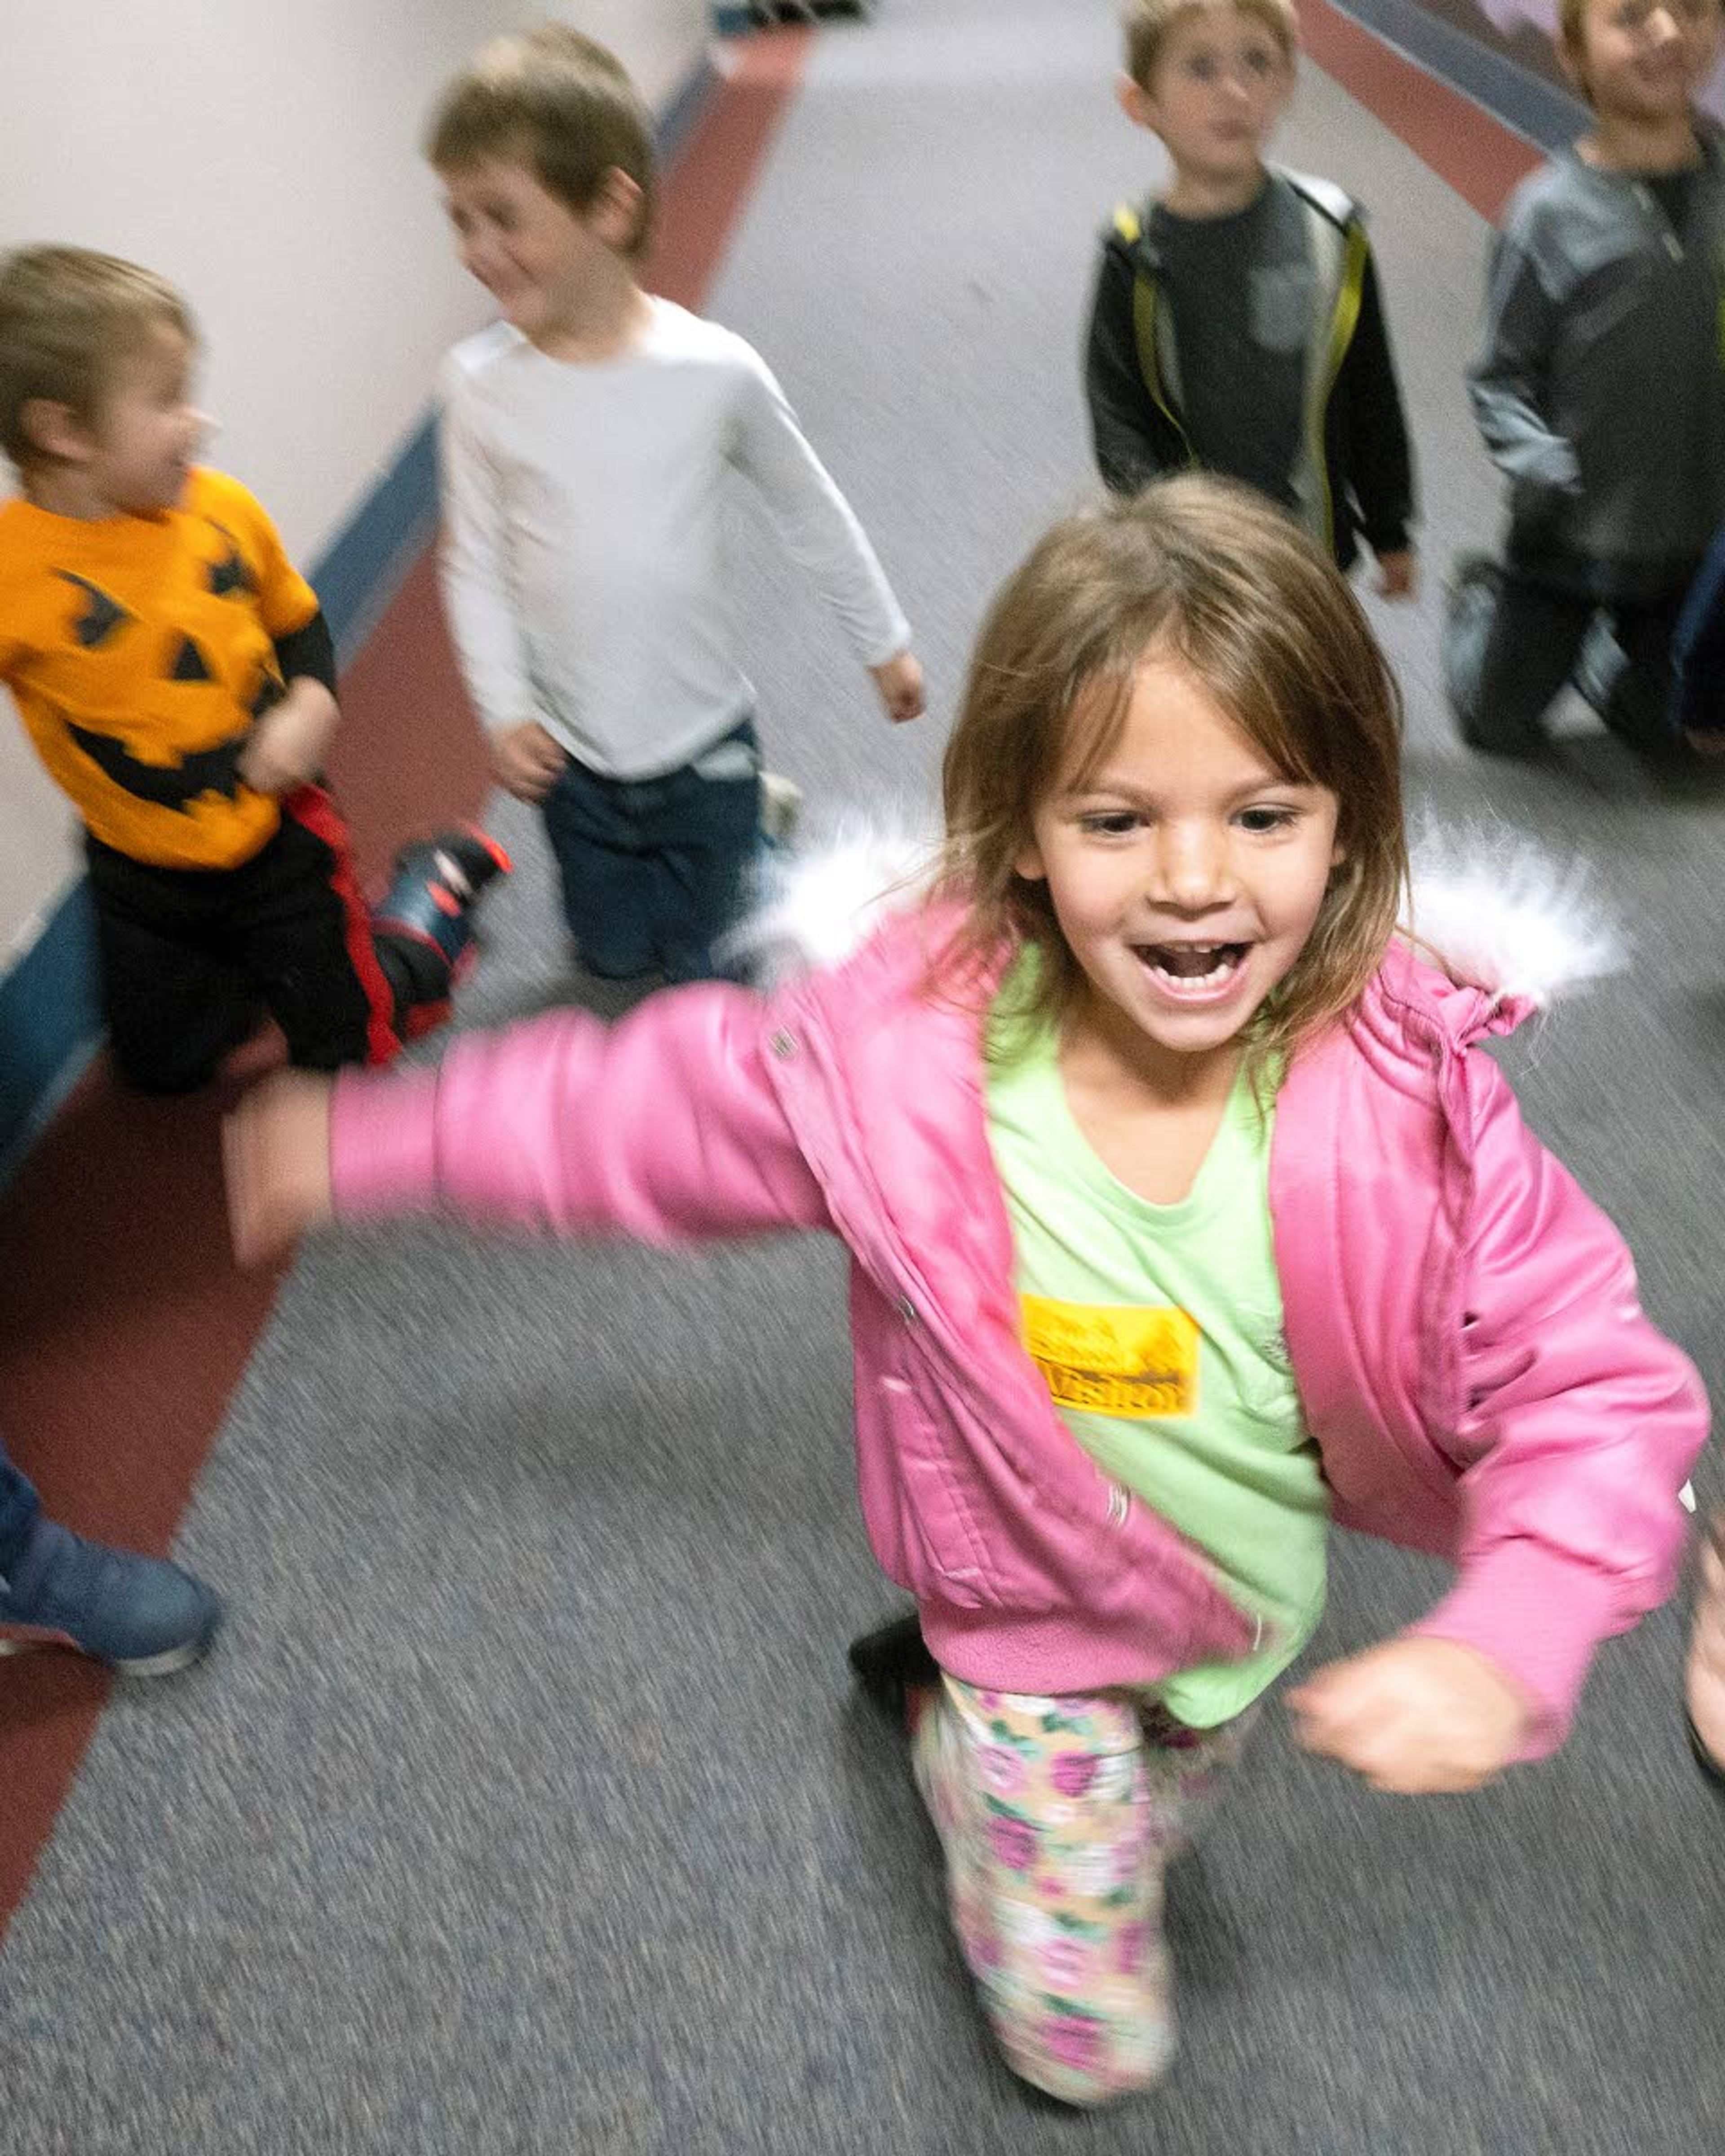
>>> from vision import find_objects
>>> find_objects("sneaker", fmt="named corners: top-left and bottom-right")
top-left (399, 825), bottom-right (513, 905)
top-left (758, 772), bottom-right (802, 851)
top-left (1442, 548), bottom-right (1503, 605)
top-left (1442, 553), bottom-right (1497, 736)
top-left (848, 1609), bottom-right (939, 1722)
top-left (1442, 552), bottom-right (1549, 756)
top-left (0, 1518), bottom-right (221, 1676)
top-left (1568, 614), bottom-right (1623, 719)
top-left (373, 826), bottom-right (513, 990)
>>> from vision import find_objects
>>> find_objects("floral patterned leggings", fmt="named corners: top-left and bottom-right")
top-left (910, 1673), bottom-right (1253, 2106)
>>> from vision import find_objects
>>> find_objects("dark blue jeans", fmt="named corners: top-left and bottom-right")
top-left (0, 1430), bottom-right (41, 1572)
top-left (539, 718), bottom-right (762, 985)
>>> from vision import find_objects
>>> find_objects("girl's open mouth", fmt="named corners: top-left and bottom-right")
top-left (1135, 941), bottom-right (1249, 1001)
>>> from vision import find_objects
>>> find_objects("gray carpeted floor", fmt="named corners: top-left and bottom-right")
top-left (3, 3), bottom-right (1723, 2150)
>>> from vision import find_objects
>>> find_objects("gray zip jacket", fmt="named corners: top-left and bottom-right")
top-left (1468, 125), bottom-right (1725, 597)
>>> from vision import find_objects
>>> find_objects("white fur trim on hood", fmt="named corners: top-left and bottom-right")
top-left (730, 816), bottom-right (1627, 1010)
top-left (724, 816), bottom-right (940, 989)
top-left (1403, 826), bottom-right (1625, 1009)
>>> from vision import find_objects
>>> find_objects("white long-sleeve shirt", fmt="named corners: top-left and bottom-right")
top-left (436, 299), bottom-right (911, 780)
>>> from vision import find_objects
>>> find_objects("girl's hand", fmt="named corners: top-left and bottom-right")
top-left (223, 1069), bottom-right (337, 1266)
top-left (869, 649), bottom-right (925, 724)
top-left (1286, 1638), bottom-right (1533, 1794)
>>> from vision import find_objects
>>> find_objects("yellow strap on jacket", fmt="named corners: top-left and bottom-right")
top-left (1112, 173), bottom-right (1369, 554)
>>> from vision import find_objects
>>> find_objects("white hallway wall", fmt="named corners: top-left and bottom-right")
top-left (0, 0), bottom-right (710, 970)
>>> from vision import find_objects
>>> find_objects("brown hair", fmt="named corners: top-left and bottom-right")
top-left (1557, 0), bottom-right (1724, 103)
top-left (1556, 0), bottom-right (1596, 95)
top-left (1123, 0), bottom-right (1297, 87)
top-left (0, 246), bottom-right (193, 470)
top-left (426, 22), bottom-right (657, 259)
top-left (938, 476), bottom-right (1406, 1068)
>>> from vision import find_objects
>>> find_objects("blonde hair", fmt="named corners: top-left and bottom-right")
top-left (938, 476), bottom-right (1406, 1069)
top-left (426, 22), bottom-right (657, 259)
top-left (0, 246), bottom-right (193, 470)
top-left (1123, 0), bottom-right (1297, 85)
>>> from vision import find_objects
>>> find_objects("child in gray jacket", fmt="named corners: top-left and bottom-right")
top-left (1443, 0), bottom-right (1725, 759)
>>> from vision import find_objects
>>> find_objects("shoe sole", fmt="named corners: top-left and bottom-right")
top-left (758, 773), bottom-right (802, 849)
top-left (460, 822), bottom-right (513, 877)
top-left (0, 1621), bottom-right (217, 1678)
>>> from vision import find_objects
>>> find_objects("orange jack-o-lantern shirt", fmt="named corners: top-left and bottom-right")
top-left (0, 467), bottom-right (320, 868)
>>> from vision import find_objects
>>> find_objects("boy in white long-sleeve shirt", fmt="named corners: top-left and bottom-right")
top-left (429, 24), bottom-right (923, 983)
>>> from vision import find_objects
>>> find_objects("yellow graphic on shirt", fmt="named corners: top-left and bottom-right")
top-left (1021, 1295), bottom-right (1199, 1420)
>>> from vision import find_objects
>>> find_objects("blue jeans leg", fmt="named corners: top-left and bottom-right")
top-left (650, 725), bottom-right (764, 983)
top-left (540, 762), bottom-right (659, 980)
top-left (540, 721), bottom-right (763, 983)
top-left (0, 1428), bottom-right (43, 1573)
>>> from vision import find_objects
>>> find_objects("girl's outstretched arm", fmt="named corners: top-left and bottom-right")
top-left (1410, 1053), bottom-right (1706, 1752)
top-left (225, 1068), bottom-right (336, 1264)
top-left (225, 989), bottom-right (835, 1264)
top-left (1299, 1048), bottom-right (1706, 1787)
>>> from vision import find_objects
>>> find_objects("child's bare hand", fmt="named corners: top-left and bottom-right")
top-left (870, 649), bottom-right (925, 724)
top-left (223, 1069), bottom-right (337, 1267)
top-left (1684, 727), bottom-right (1725, 759)
top-left (239, 682), bottom-right (339, 796)
top-left (1374, 549), bottom-right (1416, 602)
top-left (1286, 1637), bottom-right (1531, 1794)
top-left (492, 720), bottom-right (567, 803)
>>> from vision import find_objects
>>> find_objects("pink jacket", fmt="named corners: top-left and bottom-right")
top-left (331, 902), bottom-right (1706, 1758)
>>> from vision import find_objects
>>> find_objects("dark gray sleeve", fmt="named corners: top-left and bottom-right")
top-left (1084, 239), bottom-right (1172, 495)
top-left (1336, 243), bottom-right (1414, 555)
top-left (1467, 224), bottom-right (1581, 530)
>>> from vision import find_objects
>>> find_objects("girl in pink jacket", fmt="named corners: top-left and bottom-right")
top-left (225, 476), bottom-right (1706, 2108)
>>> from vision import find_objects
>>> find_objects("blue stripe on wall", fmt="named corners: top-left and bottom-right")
top-left (0, 884), bottom-right (99, 1176)
top-left (318, 414), bottom-right (441, 671)
top-left (661, 48), bottom-right (722, 158)
top-left (0, 50), bottom-right (719, 1180)
top-left (1330, 0), bottom-right (1587, 153)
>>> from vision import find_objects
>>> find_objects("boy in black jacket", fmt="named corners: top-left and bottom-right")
top-left (1084, 0), bottom-right (1416, 595)
top-left (1442, 0), bottom-right (1725, 760)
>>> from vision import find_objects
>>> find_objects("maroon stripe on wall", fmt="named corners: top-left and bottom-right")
top-left (0, 25), bottom-right (814, 1938)
top-left (1294, 0), bottom-right (1544, 219)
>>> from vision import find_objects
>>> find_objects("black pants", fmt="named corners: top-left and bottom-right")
top-left (1447, 561), bottom-right (1688, 757)
top-left (86, 788), bottom-right (409, 1094)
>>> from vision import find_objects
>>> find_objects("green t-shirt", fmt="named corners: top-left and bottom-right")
top-left (985, 990), bottom-right (1328, 1724)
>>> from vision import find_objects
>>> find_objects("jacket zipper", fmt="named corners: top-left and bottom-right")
top-left (1632, 181), bottom-right (1683, 261)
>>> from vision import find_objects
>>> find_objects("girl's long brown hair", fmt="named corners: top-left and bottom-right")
top-left (938, 475), bottom-right (1406, 1065)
